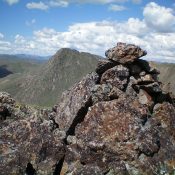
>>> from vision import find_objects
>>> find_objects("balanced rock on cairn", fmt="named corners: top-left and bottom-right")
top-left (105, 42), bottom-right (147, 64)
top-left (56, 42), bottom-right (175, 175)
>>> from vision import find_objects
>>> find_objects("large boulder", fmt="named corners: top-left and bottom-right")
top-left (55, 72), bottom-right (99, 135)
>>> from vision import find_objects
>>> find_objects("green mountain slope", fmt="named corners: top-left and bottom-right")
top-left (11, 48), bottom-right (100, 107)
top-left (151, 62), bottom-right (175, 95)
top-left (0, 51), bottom-right (174, 108)
top-left (0, 55), bottom-right (44, 101)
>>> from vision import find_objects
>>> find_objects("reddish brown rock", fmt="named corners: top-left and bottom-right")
top-left (0, 92), bottom-right (15, 104)
top-left (0, 116), bottom-right (65, 175)
top-left (105, 42), bottom-right (147, 64)
top-left (100, 65), bottom-right (129, 90)
top-left (75, 97), bottom-right (148, 160)
top-left (138, 89), bottom-right (154, 107)
top-left (61, 144), bottom-right (129, 175)
top-left (135, 102), bottom-right (175, 175)
top-left (55, 72), bottom-right (99, 134)
top-left (153, 102), bottom-right (175, 140)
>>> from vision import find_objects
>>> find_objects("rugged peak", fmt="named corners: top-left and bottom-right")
top-left (105, 42), bottom-right (147, 64)
top-left (48, 48), bottom-right (80, 65)
top-left (55, 48), bottom-right (79, 56)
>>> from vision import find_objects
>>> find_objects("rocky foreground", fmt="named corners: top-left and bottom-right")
top-left (0, 43), bottom-right (175, 175)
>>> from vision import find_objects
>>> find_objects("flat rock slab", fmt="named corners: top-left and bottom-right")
top-left (105, 42), bottom-right (147, 64)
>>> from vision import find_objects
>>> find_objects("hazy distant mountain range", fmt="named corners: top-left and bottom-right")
top-left (0, 50), bottom-right (174, 107)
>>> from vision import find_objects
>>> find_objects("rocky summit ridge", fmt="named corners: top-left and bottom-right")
top-left (0, 42), bottom-right (175, 175)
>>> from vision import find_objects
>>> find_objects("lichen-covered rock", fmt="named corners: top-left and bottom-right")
top-left (0, 92), bottom-right (15, 104)
top-left (0, 92), bottom-right (36, 128)
top-left (0, 92), bottom-right (65, 175)
top-left (91, 84), bottom-right (112, 104)
top-left (55, 72), bottom-right (99, 134)
top-left (100, 65), bottom-right (129, 90)
top-left (0, 115), bottom-right (65, 175)
top-left (105, 43), bottom-right (147, 64)
top-left (75, 97), bottom-right (148, 158)
top-left (153, 102), bottom-right (175, 140)
top-left (61, 144), bottom-right (129, 175)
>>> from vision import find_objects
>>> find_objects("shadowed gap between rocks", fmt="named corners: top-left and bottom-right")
top-left (25, 163), bottom-right (36, 175)
top-left (53, 98), bottom-right (94, 174)
top-left (66, 97), bottom-right (93, 136)
top-left (0, 106), bottom-right (11, 120)
top-left (53, 155), bottom-right (65, 175)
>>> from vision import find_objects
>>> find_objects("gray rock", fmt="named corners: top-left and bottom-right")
top-left (100, 65), bottom-right (129, 90)
top-left (91, 84), bottom-right (112, 104)
top-left (95, 59), bottom-right (117, 75)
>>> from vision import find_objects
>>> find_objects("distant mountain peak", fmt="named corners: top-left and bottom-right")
top-left (55, 48), bottom-right (79, 56)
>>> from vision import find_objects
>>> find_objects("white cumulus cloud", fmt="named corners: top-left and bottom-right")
top-left (26, 0), bottom-right (142, 10)
top-left (1, 2), bottom-right (175, 62)
top-left (143, 2), bottom-right (175, 33)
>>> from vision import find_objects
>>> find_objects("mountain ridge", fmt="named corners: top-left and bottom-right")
top-left (12, 48), bottom-right (101, 107)
top-left (0, 49), bottom-right (174, 107)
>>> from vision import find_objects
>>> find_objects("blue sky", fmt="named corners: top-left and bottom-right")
top-left (0, 0), bottom-right (175, 62)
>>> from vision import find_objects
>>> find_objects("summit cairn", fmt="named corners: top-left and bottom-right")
top-left (56, 42), bottom-right (175, 175)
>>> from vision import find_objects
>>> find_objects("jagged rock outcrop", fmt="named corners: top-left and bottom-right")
top-left (0, 93), bottom-right (65, 175)
top-left (0, 43), bottom-right (175, 175)
top-left (55, 43), bottom-right (175, 175)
